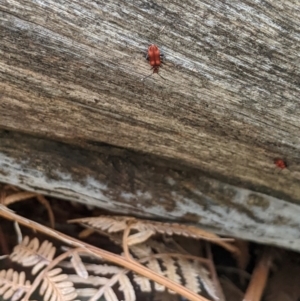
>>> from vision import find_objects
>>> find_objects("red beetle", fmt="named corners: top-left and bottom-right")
top-left (274, 158), bottom-right (287, 170)
top-left (142, 44), bottom-right (165, 80)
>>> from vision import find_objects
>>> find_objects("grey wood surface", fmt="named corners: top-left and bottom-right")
top-left (0, 0), bottom-right (300, 248)
top-left (1, 130), bottom-right (300, 251)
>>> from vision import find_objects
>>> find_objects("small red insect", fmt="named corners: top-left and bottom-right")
top-left (274, 158), bottom-right (287, 169)
top-left (143, 44), bottom-right (165, 80)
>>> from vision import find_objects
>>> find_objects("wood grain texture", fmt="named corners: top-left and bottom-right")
top-left (0, 1), bottom-right (300, 199)
top-left (1, 130), bottom-right (300, 251)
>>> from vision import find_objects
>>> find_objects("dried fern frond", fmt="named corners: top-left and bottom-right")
top-left (70, 252), bottom-right (88, 279)
top-left (133, 273), bottom-right (152, 293)
top-left (117, 273), bottom-right (136, 301)
top-left (126, 229), bottom-right (156, 246)
top-left (197, 264), bottom-right (219, 301)
top-left (94, 286), bottom-right (118, 301)
top-left (131, 243), bottom-right (217, 299)
top-left (180, 258), bottom-right (203, 293)
top-left (69, 216), bottom-right (132, 233)
top-left (131, 242), bottom-right (185, 293)
top-left (64, 245), bottom-right (216, 301)
top-left (65, 263), bottom-right (137, 301)
top-left (67, 264), bottom-right (138, 301)
top-left (0, 269), bottom-right (31, 301)
top-left (0, 204), bottom-right (212, 301)
top-left (130, 243), bottom-right (165, 292)
top-left (40, 268), bottom-right (78, 301)
top-left (67, 274), bottom-right (113, 286)
top-left (10, 236), bottom-right (56, 275)
top-left (74, 288), bottom-right (98, 298)
top-left (69, 215), bottom-right (237, 253)
top-left (68, 271), bottom-right (136, 301)
top-left (60, 261), bottom-right (124, 276)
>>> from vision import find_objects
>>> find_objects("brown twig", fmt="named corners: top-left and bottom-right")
top-left (122, 222), bottom-right (133, 260)
top-left (139, 253), bottom-right (210, 266)
top-left (243, 247), bottom-right (273, 301)
top-left (1, 192), bottom-right (37, 206)
top-left (36, 195), bottom-right (55, 228)
top-left (1, 191), bottom-right (55, 228)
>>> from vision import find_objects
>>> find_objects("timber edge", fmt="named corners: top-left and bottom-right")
top-left (0, 130), bottom-right (299, 251)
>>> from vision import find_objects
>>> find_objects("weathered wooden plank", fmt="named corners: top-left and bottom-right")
top-left (0, 1), bottom-right (300, 199)
top-left (0, 130), bottom-right (300, 251)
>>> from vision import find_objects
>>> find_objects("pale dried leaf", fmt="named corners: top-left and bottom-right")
top-left (127, 230), bottom-right (155, 246)
top-left (78, 228), bottom-right (95, 239)
top-left (133, 274), bottom-right (152, 292)
top-left (130, 244), bottom-right (153, 259)
top-left (11, 288), bottom-right (27, 301)
top-left (39, 268), bottom-right (77, 301)
top-left (10, 236), bottom-right (56, 275)
top-left (161, 257), bottom-right (181, 294)
top-left (32, 262), bottom-right (49, 276)
top-left (118, 274), bottom-right (135, 301)
top-left (197, 264), bottom-right (219, 301)
top-left (68, 274), bottom-right (109, 286)
top-left (71, 252), bottom-right (88, 279)
top-left (134, 250), bottom-right (216, 298)
top-left (147, 259), bottom-right (165, 292)
top-left (76, 288), bottom-right (98, 297)
top-left (0, 269), bottom-right (31, 301)
top-left (131, 244), bottom-right (179, 293)
top-left (69, 273), bottom-right (137, 301)
top-left (60, 262), bottom-right (123, 275)
top-left (14, 221), bottom-right (22, 244)
top-left (69, 216), bottom-right (133, 233)
top-left (177, 258), bottom-right (200, 293)
top-left (103, 287), bottom-right (119, 301)
top-left (86, 264), bottom-right (124, 275)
